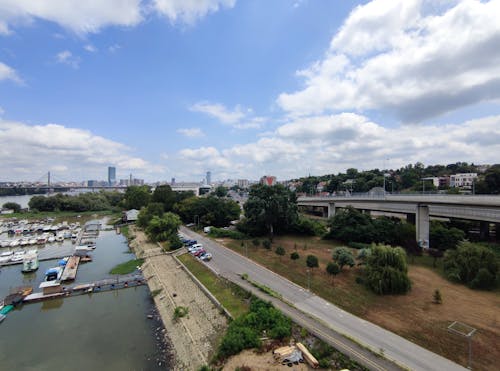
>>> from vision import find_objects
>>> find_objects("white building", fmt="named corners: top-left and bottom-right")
top-left (450, 173), bottom-right (477, 188)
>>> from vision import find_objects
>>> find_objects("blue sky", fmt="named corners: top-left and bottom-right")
top-left (1, 0), bottom-right (500, 182)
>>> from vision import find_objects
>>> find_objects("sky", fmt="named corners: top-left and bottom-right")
top-left (1, 0), bottom-right (500, 183)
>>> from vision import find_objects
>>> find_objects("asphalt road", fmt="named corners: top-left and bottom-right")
top-left (180, 226), bottom-right (467, 371)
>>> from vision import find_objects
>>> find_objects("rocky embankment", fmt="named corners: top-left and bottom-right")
top-left (129, 227), bottom-right (228, 370)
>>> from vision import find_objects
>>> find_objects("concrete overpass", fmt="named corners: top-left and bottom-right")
top-left (297, 194), bottom-right (500, 248)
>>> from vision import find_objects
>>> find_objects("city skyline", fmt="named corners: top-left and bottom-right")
top-left (1, 1), bottom-right (500, 182)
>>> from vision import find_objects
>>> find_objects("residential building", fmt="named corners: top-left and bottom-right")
top-left (260, 175), bottom-right (276, 186)
top-left (450, 173), bottom-right (478, 188)
top-left (237, 179), bottom-right (249, 188)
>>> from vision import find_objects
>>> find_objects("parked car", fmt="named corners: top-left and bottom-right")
top-left (193, 249), bottom-right (206, 257)
top-left (200, 252), bottom-right (212, 261)
top-left (189, 246), bottom-right (203, 254)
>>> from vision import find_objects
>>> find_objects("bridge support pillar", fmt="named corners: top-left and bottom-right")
top-left (406, 213), bottom-right (416, 225)
top-left (416, 205), bottom-right (430, 249)
top-left (327, 203), bottom-right (336, 218)
top-left (480, 221), bottom-right (490, 240)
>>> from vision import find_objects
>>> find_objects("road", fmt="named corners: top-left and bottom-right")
top-left (180, 226), bottom-right (467, 371)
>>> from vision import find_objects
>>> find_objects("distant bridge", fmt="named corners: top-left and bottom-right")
top-left (298, 194), bottom-right (500, 248)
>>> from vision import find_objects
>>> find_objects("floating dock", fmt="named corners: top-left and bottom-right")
top-left (61, 256), bottom-right (80, 282)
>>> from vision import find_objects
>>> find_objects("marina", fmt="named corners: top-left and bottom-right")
top-left (0, 213), bottom-right (169, 370)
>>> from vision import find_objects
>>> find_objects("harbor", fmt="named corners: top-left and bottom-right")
top-left (0, 213), bottom-right (170, 371)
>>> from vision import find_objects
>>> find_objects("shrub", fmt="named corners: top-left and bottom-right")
top-left (443, 241), bottom-right (498, 289)
top-left (306, 255), bottom-right (319, 269)
top-left (348, 241), bottom-right (371, 250)
top-left (433, 289), bottom-right (442, 304)
top-left (252, 238), bottom-right (260, 247)
top-left (275, 246), bottom-right (286, 258)
top-left (173, 306), bottom-right (189, 320)
top-left (209, 227), bottom-right (247, 239)
top-left (290, 252), bottom-right (300, 261)
top-left (263, 239), bottom-right (271, 249)
top-left (290, 217), bottom-right (326, 236)
top-left (365, 245), bottom-right (411, 295)
top-left (332, 247), bottom-right (355, 269)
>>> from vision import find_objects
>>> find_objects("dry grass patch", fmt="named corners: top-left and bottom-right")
top-left (220, 235), bottom-right (499, 370)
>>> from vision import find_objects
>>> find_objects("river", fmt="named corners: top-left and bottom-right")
top-left (0, 219), bottom-right (171, 370)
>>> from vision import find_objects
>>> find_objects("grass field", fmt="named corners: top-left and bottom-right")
top-left (109, 258), bottom-right (144, 274)
top-left (216, 235), bottom-right (500, 370)
top-left (178, 253), bottom-right (250, 318)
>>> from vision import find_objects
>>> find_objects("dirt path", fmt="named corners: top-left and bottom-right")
top-left (129, 227), bottom-right (228, 370)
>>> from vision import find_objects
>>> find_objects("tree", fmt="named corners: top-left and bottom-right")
top-left (214, 186), bottom-right (228, 198)
top-left (430, 222), bottom-right (465, 251)
top-left (365, 245), bottom-right (411, 295)
top-left (306, 255), bottom-right (319, 270)
top-left (263, 239), bottom-right (271, 249)
top-left (443, 241), bottom-right (498, 289)
top-left (357, 247), bottom-right (372, 266)
top-left (332, 247), bottom-right (355, 270)
top-left (290, 252), bottom-right (300, 261)
top-left (275, 246), bottom-right (285, 261)
top-left (325, 207), bottom-right (375, 243)
top-left (2, 202), bottom-right (21, 213)
top-left (137, 202), bottom-right (164, 228)
top-left (242, 184), bottom-right (298, 240)
top-left (174, 195), bottom-right (240, 227)
top-left (252, 238), bottom-right (260, 247)
top-left (123, 185), bottom-right (151, 210)
top-left (326, 262), bottom-right (340, 285)
top-left (152, 185), bottom-right (177, 212)
top-left (145, 212), bottom-right (181, 242)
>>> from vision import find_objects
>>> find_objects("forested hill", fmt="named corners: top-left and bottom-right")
top-left (292, 162), bottom-right (500, 194)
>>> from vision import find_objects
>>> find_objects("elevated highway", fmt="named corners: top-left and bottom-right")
top-left (298, 194), bottom-right (500, 247)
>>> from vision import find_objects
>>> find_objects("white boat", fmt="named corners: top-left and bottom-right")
top-left (0, 240), bottom-right (10, 248)
top-left (28, 238), bottom-right (37, 245)
top-left (22, 252), bottom-right (39, 272)
top-left (9, 240), bottom-right (20, 247)
top-left (55, 234), bottom-right (64, 242)
top-left (47, 236), bottom-right (56, 243)
top-left (0, 256), bottom-right (11, 263)
top-left (20, 239), bottom-right (29, 246)
top-left (0, 251), bottom-right (13, 257)
top-left (37, 236), bottom-right (47, 245)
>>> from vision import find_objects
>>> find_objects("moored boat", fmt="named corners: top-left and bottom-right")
top-left (22, 252), bottom-right (39, 273)
top-left (45, 266), bottom-right (63, 281)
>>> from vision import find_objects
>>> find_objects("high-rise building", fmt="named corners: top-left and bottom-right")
top-left (108, 166), bottom-right (116, 186)
top-left (237, 179), bottom-right (249, 188)
top-left (206, 171), bottom-right (212, 185)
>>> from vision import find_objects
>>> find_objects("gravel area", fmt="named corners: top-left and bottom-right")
top-left (129, 227), bottom-right (228, 370)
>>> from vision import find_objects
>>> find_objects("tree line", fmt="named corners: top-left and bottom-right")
top-left (293, 162), bottom-right (500, 194)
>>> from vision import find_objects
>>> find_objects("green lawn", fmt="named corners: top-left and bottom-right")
top-left (110, 258), bottom-right (144, 274)
top-left (178, 253), bottom-right (250, 318)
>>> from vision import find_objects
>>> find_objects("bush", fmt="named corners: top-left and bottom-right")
top-left (290, 217), bottom-right (326, 236)
top-left (443, 241), bottom-right (498, 289)
top-left (252, 238), bottom-right (260, 247)
top-left (348, 241), bottom-right (371, 250)
top-left (290, 252), bottom-right (300, 261)
top-left (332, 247), bottom-right (355, 269)
top-left (263, 239), bottom-right (271, 249)
top-left (209, 227), bottom-right (247, 240)
top-left (306, 255), bottom-right (319, 269)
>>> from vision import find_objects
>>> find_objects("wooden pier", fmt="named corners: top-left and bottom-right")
top-left (61, 256), bottom-right (80, 281)
top-left (22, 274), bottom-right (146, 304)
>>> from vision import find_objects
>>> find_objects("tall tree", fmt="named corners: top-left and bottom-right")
top-left (123, 185), bottom-right (151, 210)
top-left (152, 185), bottom-right (177, 211)
top-left (242, 184), bottom-right (298, 240)
top-left (365, 245), bottom-right (411, 295)
top-left (326, 262), bottom-right (340, 285)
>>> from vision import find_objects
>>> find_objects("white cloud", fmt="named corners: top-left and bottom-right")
top-left (108, 44), bottom-right (121, 53)
top-left (153, 0), bottom-right (235, 25)
top-left (0, 0), bottom-right (236, 34)
top-left (84, 44), bottom-right (97, 53)
top-left (0, 61), bottom-right (22, 83)
top-left (190, 101), bottom-right (265, 129)
top-left (56, 50), bottom-right (80, 68)
top-left (171, 113), bottom-right (500, 180)
top-left (177, 128), bottom-right (204, 137)
top-left (277, 0), bottom-right (500, 122)
top-left (0, 119), bottom-right (163, 181)
top-left (0, 0), bottom-right (144, 35)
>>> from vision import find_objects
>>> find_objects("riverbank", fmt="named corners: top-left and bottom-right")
top-left (128, 226), bottom-right (228, 369)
